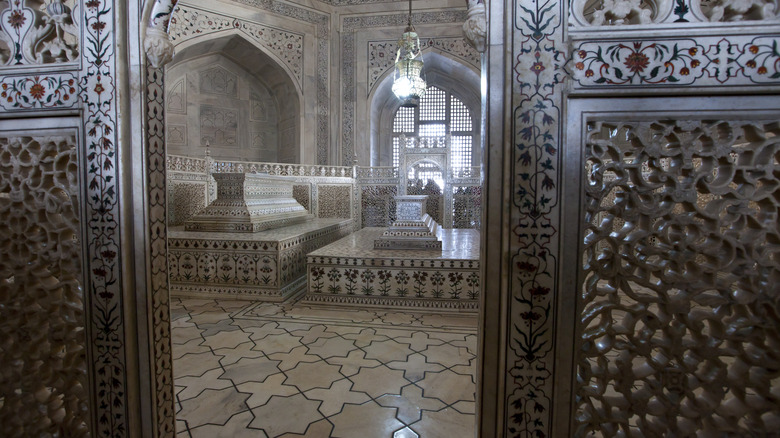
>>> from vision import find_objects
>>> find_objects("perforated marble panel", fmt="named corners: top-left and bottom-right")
top-left (293, 184), bottom-right (311, 212)
top-left (453, 186), bottom-right (481, 229)
top-left (317, 184), bottom-right (352, 219)
top-left (577, 119), bottom-right (780, 436)
top-left (0, 134), bottom-right (89, 437)
top-left (361, 185), bottom-right (397, 227)
top-left (168, 181), bottom-right (207, 226)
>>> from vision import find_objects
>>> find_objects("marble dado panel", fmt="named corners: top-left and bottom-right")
top-left (571, 34), bottom-right (780, 91)
top-left (169, 219), bottom-right (354, 300)
top-left (367, 37), bottom-right (480, 93)
top-left (0, 132), bottom-right (89, 437)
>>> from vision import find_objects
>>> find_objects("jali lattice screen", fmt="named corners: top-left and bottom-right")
top-left (0, 134), bottom-right (89, 437)
top-left (577, 119), bottom-right (780, 436)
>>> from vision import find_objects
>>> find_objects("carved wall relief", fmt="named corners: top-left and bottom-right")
top-left (578, 119), bottom-right (780, 435)
top-left (199, 105), bottom-right (238, 147)
top-left (570, 0), bottom-right (777, 25)
top-left (0, 0), bottom-right (79, 65)
top-left (167, 124), bottom-right (185, 144)
top-left (0, 133), bottom-right (89, 437)
top-left (199, 65), bottom-right (237, 97)
top-left (167, 79), bottom-right (185, 114)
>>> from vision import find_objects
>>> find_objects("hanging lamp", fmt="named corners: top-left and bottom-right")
top-left (392, 0), bottom-right (426, 107)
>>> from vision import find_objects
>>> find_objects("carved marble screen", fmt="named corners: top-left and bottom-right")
top-left (567, 98), bottom-right (780, 436)
top-left (0, 127), bottom-right (89, 436)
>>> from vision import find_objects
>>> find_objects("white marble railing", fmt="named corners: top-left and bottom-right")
top-left (355, 166), bottom-right (399, 180)
top-left (167, 154), bottom-right (208, 173)
top-left (211, 160), bottom-right (353, 178)
top-left (450, 166), bottom-right (481, 179)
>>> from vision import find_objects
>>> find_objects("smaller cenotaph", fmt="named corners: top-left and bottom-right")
top-left (374, 195), bottom-right (442, 250)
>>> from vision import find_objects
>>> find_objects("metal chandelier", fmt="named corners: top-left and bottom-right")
top-left (392, 0), bottom-right (426, 107)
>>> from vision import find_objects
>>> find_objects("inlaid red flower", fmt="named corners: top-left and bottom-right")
top-left (29, 83), bottom-right (45, 100)
top-left (623, 51), bottom-right (650, 73)
top-left (7, 10), bottom-right (26, 29)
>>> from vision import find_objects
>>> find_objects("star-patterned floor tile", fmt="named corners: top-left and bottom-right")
top-left (421, 343), bottom-right (471, 368)
top-left (386, 352), bottom-right (445, 382)
top-left (252, 332), bottom-right (304, 355)
top-left (329, 402), bottom-right (405, 438)
top-left (362, 338), bottom-right (414, 363)
top-left (289, 324), bottom-right (338, 344)
top-left (249, 393), bottom-right (323, 436)
top-left (306, 336), bottom-right (356, 359)
top-left (409, 408), bottom-right (475, 438)
top-left (284, 361), bottom-right (344, 392)
top-left (177, 387), bottom-right (250, 428)
top-left (175, 368), bottom-right (233, 401)
top-left (325, 348), bottom-right (381, 377)
top-left (304, 378), bottom-right (370, 416)
top-left (214, 340), bottom-right (266, 366)
top-left (349, 365), bottom-right (408, 399)
top-left (416, 369), bottom-right (475, 405)
top-left (376, 383), bottom-right (445, 424)
top-left (221, 356), bottom-right (282, 386)
top-left (268, 345), bottom-right (322, 371)
top-left (238, 373), bottom-right (298, 408)
top-left (394, 331), bottom-right (444, 352)
top-left (173, 298), bottom-right (477, 437)
top-left (201, 328), bottom-right (252, 350)
top-left (175, 351), bottom-right (224, 379)
top-left (341, 327), bottom-right (390, 347)
top-left (189, 410), bottom-right (266, 438)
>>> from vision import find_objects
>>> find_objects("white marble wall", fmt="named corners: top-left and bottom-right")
top-left (166, 52), bottom-right (288, 162)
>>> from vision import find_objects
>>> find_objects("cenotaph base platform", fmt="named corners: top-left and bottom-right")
top-left (303, 227), bottom-right (480, 311)
top-left (169, 172), bottom-right (354, 300)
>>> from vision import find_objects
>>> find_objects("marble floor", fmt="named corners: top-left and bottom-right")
top-left (172, 297), bottom-right (478, 437)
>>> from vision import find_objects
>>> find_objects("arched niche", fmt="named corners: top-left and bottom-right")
top-left (368, 51), bottom-right (481, 167)
top-left (165, 33), bottom-right (302, 163)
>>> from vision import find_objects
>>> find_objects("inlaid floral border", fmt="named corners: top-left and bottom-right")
top-left (571, 35), bottom-right (780, 89)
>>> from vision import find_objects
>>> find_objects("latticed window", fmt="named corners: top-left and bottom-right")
top-left (391, 85), bottom-right (474, 178)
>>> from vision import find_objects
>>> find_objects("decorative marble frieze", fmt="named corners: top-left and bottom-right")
top-left (184, 172), bottom-right (311, 233)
